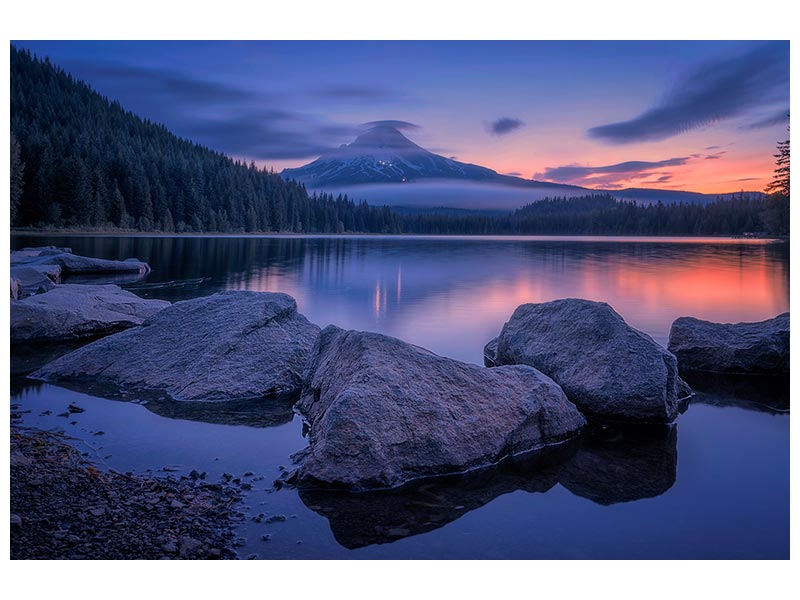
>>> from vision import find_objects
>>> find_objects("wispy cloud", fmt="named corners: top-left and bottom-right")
top-left (534, 157), bottom-right (690, 187)
top-left (311, 85), bottom-right (398, 102)
top-left (66, 61), bottom-right (408, 160)
top-left (488, 117), bottom-right (525, 136)
top-left (587, 42), bottom-right (789, 144)
top-left (741, 108), bottom-right (789, 130)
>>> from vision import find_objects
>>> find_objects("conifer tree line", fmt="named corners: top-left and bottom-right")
top-left (8, 45), bottom-right (784, 237)
top-left (10, 46), bottom-right (401, 234)
top-left (400, 193), bottom-right (769, 236)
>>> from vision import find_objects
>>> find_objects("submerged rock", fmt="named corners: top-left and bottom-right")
top-left (295, 326), bottom-right (586, 491)
top-left (11, 277), bottom-right (21, 300)
top-left (668, 313), bottom-right (789, 375)
top-left (11, 284), bottom-right (170, 343)
top-left (488, 299), bottom-right (683, 423)
top-left (33, 291), bottom-right (320, 402)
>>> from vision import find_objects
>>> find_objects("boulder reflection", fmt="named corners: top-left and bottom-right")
top-left (141, 395), bottom-right (296, 427)
top-left (299, 422), bottom-right (679, 549)
top-left (681, 371), bottom-right (789, 414)
top-left (298, 442), bottom-right (575, 550)
top-left (559, 423), bottom-right (677, 505)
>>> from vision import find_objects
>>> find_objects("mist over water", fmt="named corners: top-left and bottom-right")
top-left (315, 180), bottom-right (584, 211)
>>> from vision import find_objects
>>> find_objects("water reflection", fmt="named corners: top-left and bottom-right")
top-left (142, 395), bottom-right (297, 427)
top-left (299, 422), bottom-right (679, 548)
top-left (683, 372), bottom-right (790, 414)
top-left (11, 377), bottom-right (297, 428)
top-left (11, 235), bottom-right (788, 361)
top-left (559, 424), bottom-right (677, 505)
top-left (298, 442), bottom-right (575, 549)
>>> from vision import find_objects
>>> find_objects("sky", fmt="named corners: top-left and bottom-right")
top-left (13, 40), bottom-right (790, 194)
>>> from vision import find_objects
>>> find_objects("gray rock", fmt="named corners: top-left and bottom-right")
top-left (178, 536), bottom-right (202, 558)
top-left (668, 313), bottom-right (789, 375)
top-left (9, 266), bottom-right (57, 295)
top-left (11, 246), bottom-right (149, 277)
top-left (295, 326), bottom-right (586, 491)
top-left (33, 291), bottom-right (320, 402)
top-left (483, 336), bottom-right (499, 367)
top-left (11, 284), bottom-right (169, 343)
top-left (490, 299), bottom-right (682, 423)
top-left (11, 278), bottom-right (21, 300)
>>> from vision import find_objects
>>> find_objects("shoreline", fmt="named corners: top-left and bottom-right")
top-left (11, 229), bottom-right (786, 243)
top-left (10, 424), bottom-right (245, 560)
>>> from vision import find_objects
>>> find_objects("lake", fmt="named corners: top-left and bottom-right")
top-left (10, 234), bottom-right (790, 559)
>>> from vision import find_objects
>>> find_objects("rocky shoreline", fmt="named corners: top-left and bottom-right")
top-left (10, 426), bottom-right (243, 560)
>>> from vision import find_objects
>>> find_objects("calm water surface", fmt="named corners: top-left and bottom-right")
top-left (10, 235), bottom-right (790, 559)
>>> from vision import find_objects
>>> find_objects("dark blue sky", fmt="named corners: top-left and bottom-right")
top-left (13, 40), bottom-right (789, 192)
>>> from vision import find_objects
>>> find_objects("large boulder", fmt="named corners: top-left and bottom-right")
top-left (295, 326), bottom-right (586, 491)
top-left (489, 299), bottom-right (683, 423)
top-left (11, 284), bottom-right (170, 343)
top-left (668, 313), bottom-right (789, 375)
top-left (10, 278), bottom-right (21, 300)
top-left (33, 291), bottom-right (320, 402)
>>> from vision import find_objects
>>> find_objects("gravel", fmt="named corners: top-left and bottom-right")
top-left (10, 427), bottom-right (244, 559)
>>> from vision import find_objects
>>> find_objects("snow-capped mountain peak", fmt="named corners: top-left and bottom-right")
top-left (281, 124), bottom-right (498, 187)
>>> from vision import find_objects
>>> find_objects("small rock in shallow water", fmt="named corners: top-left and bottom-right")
top-left (265, 515), bottom-right (287, 524)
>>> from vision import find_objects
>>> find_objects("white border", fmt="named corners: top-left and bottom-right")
top-left (2, 1), bottom-right (796, 597)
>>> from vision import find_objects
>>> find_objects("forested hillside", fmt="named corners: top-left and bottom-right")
top-left (9, 46), bottom-right (771, 237)
top-left (401, 194), bottom-right (767, 235)
top-left (10, 46), bottom-right (400, 233)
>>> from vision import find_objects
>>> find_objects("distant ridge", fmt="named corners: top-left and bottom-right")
top-left (282, 124), bottom-right (761, 208)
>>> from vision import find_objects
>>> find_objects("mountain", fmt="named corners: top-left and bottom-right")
top-left (282, 124), bottom-right (506, 186)
top-left (282, 125), bottom-right (761, 210)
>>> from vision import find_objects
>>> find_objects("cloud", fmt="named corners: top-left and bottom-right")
top-left (742, 109), bottom-right (790, 130)
top-left (587, 42), bottom-right (789, 143)
top-left (505, 171), bottom-right (523, 177)
top-left (73, 62), bottom-right (257, 104)
top-left (361, 120), bottom-right (420, 130)
top-left (704, 151), bottom-right (728, 160)
top-left (534, 157), bottom-right (690, 187)
top-left (312, 85), bottom-right (396, 101)
top-left (488, 117), bottom-right (525, 136)
top-left (65, 60), bottom-right (371, 160)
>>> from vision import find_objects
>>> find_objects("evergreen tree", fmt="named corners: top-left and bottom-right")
top-left (10, 133), bottom-right (24, 224)
top-left (762, 123), bottom-right (790, 237)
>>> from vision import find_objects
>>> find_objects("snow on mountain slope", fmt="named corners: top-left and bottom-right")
top-left (282, 124), bottom-right (501, 187)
